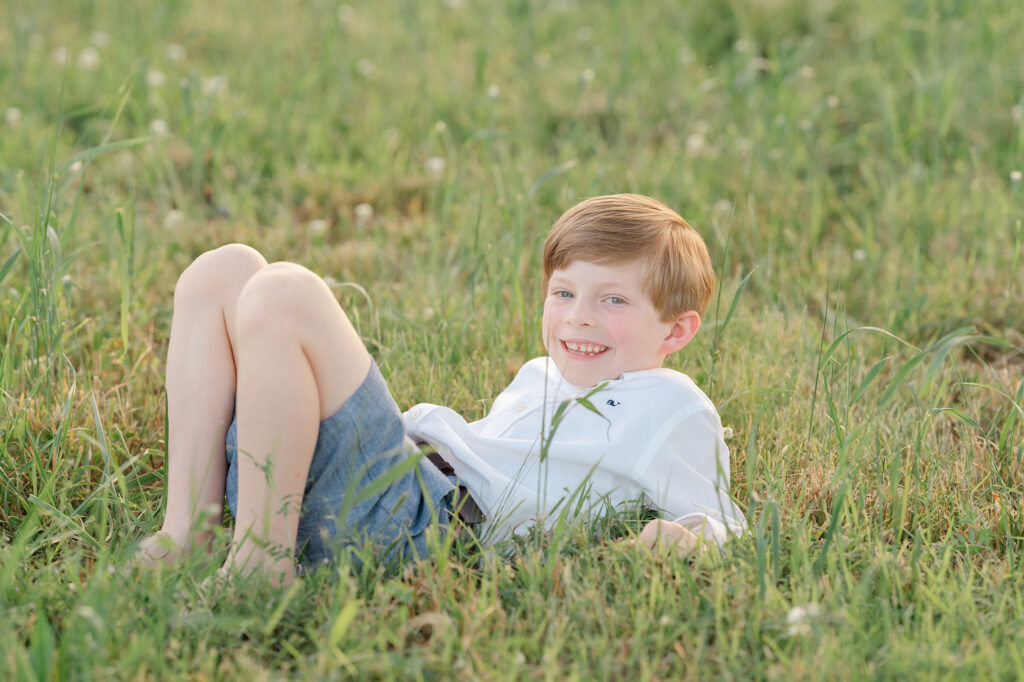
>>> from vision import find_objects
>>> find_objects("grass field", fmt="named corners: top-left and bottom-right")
top-left (2, 0), bottom-right (1023, 678)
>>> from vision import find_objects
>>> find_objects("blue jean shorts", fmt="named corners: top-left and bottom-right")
top-left (224, 361), bottom-right (456, 568)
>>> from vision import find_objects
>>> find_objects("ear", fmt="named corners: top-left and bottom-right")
top-left (658, 311), bottom-right (701, 357)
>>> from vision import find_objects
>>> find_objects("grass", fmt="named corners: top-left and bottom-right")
top-left (2, 0), bottom-right (1023, 678)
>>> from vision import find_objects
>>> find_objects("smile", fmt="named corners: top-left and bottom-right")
top-left (563, 340), bottom-right (608, 356)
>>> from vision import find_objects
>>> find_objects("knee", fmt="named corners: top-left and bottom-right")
top-left (174, 243), bottom-right (267, 306)
top-left (234, 263), bottom-right (331, 337)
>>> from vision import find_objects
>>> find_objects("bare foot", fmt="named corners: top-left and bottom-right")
top-left (221, 538), bottom-right (296, 587)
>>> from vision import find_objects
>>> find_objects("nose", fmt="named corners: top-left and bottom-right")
top-left (565, 298), bottom-right (596, 327)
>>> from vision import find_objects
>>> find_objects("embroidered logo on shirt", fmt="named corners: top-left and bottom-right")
top-left (605, 399), bottom-right (621, 407)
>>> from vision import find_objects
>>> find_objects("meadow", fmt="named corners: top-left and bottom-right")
top-left (1, 0), bottom-right (1022, 678)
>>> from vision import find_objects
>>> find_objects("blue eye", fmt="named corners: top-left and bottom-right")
top-left (555, 290), bottom-right (573, 298)
top-left (608, 296), bottom-right (625, 305)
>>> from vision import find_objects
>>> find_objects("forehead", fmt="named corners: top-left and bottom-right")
top-left (547, 258), bottom-right (650, 287)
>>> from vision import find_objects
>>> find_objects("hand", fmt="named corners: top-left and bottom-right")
top-left (629, 519), bottom-right (705, 557)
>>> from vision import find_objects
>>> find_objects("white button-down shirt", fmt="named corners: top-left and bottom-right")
top-left (404, 357), bottom-right (746, 544)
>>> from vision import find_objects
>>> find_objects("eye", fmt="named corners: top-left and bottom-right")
top-left (607, 296), bottom-right (626, 305)
top-left (553, 290), bottom-right (574, 299)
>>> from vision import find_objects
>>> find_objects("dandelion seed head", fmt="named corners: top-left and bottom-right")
top-left (852, 248), bottom-right (867, 262)
top-left (90, 30), bottom-right (111, 47)
top-left (686, 133), bottom-right (705, 156)
top-left (354, 202), bottom-right (374, 226)
top-left (356, 59), bottom-right (376, 77)
top-left (487, 84), bottom-right (501, 98)
top-left (425, 156), bottom-right (446, 179)
top-left (1011, 170), bottom-right (1022, 182)
top-left (5, 107), bottom-right (22, 127)
top-left (146, 69), bottom-right (166, 87)
top-left (149, 119), bottom-right (169, 137)
top-left (163, 209), bottom-right (185, 229)
top-left (165, 43), bottom-right (186, 62)
top-left (201, 75), bottom-right (228, 96)
top-left (61, 275), bottom-right (73, 287)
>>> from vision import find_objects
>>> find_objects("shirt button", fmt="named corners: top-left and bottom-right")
top-left (408, 409), bottom-right (422, 420)
top-left (515, 404), bottom-right (526, 412)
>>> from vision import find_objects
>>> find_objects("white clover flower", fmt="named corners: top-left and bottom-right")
top-left (165, 43), bottom-right (186, 61)
top-left (201, 75), bottom-right (228, 96)
top-left (146, 69), bottom-right (166, 87)
top-left (353, 202), bottom-right (374, 226)
top-left (163, 209), bottom-right (185, 229)
top-left (852, 248), bottom-right (867, 262)
top-left (435, 120), bottom-right (447, 133)
top-left (5, 107), bottom-right (22, 127)
top-left (721, 426), bottom-right (734, 440)
top-left (798, 65), bottom-right (815, 79)
top-left (53, 46), bottom-right (70, 66)
top-left (69, 160), bottom-right (84, 174)
top-left (581, 68), bottom-right (595, 83)
top-left (799, 119), bottom-right (812, 132)
top-left (356, 59), bottom-right (376, 77)
top-left (827, 95), bottom-right (839, 108)
top-left (1011, 170), bottom-right (1022, 183)
top-left (77, 47), bottom-right (100, 70)
top-left (487, 84), bottom-right (501, 98)
top-left (422, 306), bottom-right (435, 319)
top-left (90, 30), bottom-right (111, 47)
top-left (149, 119), bottom-right (169, 137)
top-left (425, 156), bottom-right (446, 179)
top-left (308, 218), bottom-right (329, 235)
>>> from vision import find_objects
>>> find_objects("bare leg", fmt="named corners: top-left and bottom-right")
top-left (224, 262), bottom-right (371, 583)
top-left (139, 244), bottom-right (267, 565)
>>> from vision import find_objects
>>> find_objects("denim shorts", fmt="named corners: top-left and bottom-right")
top-left (224, 361), bottom-right (456, 568)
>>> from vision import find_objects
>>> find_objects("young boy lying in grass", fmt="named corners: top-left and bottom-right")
top-left (136, 193), bottom-right (746, 584)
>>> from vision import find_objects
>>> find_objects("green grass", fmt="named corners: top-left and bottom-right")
top-left (2, 0), bottom-right (1023, 678)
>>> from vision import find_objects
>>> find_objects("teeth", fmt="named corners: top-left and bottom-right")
top-left (564, 341), bottom-right (607, 356)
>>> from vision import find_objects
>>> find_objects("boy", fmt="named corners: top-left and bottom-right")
top-left (137, 193), bottom-right (746, 583)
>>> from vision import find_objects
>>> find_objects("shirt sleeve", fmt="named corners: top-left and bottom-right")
top-left (637, 406), bottom-right (746, 545)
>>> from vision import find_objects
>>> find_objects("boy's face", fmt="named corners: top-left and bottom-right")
top-left (542, 259), bottom-right (693, 388)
